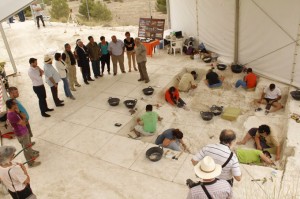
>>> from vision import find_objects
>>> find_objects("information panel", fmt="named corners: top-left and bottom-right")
top-left (138, 18), bottom-right (165, 40)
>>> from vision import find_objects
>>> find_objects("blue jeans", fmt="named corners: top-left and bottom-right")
top-left (91, 60), bottom-right (101, 77)
top-left (61, 78), bottom-right (73, 97)
top-left (235, 80), bottom-right (247, 88)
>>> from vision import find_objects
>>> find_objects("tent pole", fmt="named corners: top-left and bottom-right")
top-left (195, 0), bottom-right (199, 38)
top-left (0, 23), bottom-right (17, 73)
top-left (166, 0), bottom-right (171, 29)
top-left (234, 0), bottom-right (239, 64)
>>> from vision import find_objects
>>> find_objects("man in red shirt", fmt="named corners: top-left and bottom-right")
top-left (235, 68), bottom-right (257, 89)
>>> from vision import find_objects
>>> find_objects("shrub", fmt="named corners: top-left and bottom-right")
top-left (43, 0), bottom-right (52, 6)
top-left (24, 6), bottom-right (32, 17)
top-left (79, 0), bottom-right (112, 21)
top-left (156, 0), bottom-right (167, 14)
top-left (90, 2), bottom-right (112, 21)
top-left (50, 0), bottom-right (69, 19)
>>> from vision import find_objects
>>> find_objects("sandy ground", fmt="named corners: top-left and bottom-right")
top-left (0, 20), bottom-right (299, 198)
top-left (46, 0), bottom-right (168, 27)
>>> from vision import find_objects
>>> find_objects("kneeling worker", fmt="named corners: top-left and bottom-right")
top-left (178, 71), bottom-right (198, 92)
top-left (236, 148), bottom-right (274, 165)
top-left (155, 128), bottom-right (187, 151)
top-left (129, 104), bottom-right (163, 139)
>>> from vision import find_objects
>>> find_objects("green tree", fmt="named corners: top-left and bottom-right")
top-left (156, 0), bottom-right (167, 14)
top-left (50, 0), bottom-right (69, 19)
top-left (79, 0), bottom-right (112, 21)
top-left (79, 0), bottom-right (94, 19)
top-left (91, 2), bottom-right (112, 21)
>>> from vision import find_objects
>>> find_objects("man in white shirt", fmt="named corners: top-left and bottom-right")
top-left (191, 129), bottom-right (242, 186)
top-left (178, 71), bottom-right (198, 92)
top-left (109, 35), bottom-right (125, 76)
top-left (31, 2), bottom-right (45, 28)
top-left (28, 58), bottom-right (53, 117)
top-left (256, 83), bottom-right (283, 114)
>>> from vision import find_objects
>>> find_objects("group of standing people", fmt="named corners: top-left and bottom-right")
top-left (27, 31), bottom-right (150, 118)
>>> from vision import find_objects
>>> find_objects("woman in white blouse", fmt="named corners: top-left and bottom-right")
top-left (54, 53), bottom-right (75, 100)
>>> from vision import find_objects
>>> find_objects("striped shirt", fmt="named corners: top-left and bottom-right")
top-left (192, 144), bottom-right (241, 180)
top-left (186, 179), bottom-right (232, 199)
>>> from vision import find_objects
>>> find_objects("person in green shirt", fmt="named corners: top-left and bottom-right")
top-left (129, 104), bottom-right (163, 139)
top-left (236, 148), bottom-right (274, 165)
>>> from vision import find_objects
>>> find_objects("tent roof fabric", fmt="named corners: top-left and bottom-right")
top-left (169, 0), bottom-right (300, 87)
top-left (0, 0), bottom-right (34, 22)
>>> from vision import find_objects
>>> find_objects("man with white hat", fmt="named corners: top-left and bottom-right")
top-left (0, 146), bottom-right (37, 199)
top-left (191, 129), bottom-right (242, 186)
top-left (187, 156), bottom-right (232, 199)
top-left (44, 54), bottom-right (64, 107)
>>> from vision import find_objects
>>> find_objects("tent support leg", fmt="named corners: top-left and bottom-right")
top-left (233, 0), bottom-right (240, 64)
top-left (0, 23), bottom-right (17, 74)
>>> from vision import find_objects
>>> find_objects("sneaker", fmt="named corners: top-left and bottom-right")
top-left (145, 80), bottom-right (150, 83)
top-left (122, 71), bottom-right (126, 73)
top-left (88, 78), bottom-right (94, 81)
top-left (56, 103), bottom-right (64, 107)
top-left (28, 161), bottom-right (41, 168)
top-left (31, 153), bottom-right (39, 158)
top-left (113, 73), bottom-right (117, 76)
top-left (255, 108), bottom-right (262, 112)
top-left (32, 150), bottom-right (39, 155)
top-left (42, 113), bottom-right (51, 117)
top-left (45, 108), bottom-right (54, 112)
top-left (84, 81), bottom-right (89, 85)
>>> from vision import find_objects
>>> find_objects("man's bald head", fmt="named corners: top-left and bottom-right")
top-left (219, 129), bottom-right (236, 145)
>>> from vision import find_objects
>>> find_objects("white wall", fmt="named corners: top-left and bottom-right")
top-left (169, 0), bottom-right (197, 37)
top-left (169, 0), bottom-right (300, 87)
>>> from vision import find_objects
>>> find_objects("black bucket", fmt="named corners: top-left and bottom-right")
top-left (124, 99), bottom-right (137, 109)
top-left (107, 97), bottom-right (120, 106)
top-left (146, 146), bottom-right (163, 162)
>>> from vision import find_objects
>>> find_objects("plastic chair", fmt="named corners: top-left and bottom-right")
top-left (171, 40), bottom-right (183, 56)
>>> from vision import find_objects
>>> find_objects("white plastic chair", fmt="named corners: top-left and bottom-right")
top-left (171, 40), bottom-right (183, 56)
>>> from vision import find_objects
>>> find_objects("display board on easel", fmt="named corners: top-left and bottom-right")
top-left (138, 18), bottom-right (165, 40)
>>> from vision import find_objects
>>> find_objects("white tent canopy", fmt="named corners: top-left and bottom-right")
top-left (0, 0), bottom-right (33, 22)
top-left (169, 0), bottom-right (300, 87)
top-left (0, 0), bottom-right (34, 74)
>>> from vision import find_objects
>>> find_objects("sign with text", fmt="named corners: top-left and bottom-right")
top-left (138, 18), bottom-right (165, 40)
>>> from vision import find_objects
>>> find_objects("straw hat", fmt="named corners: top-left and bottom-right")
top-left (194, 156), bottom-right (222, 179)
top-left (0, 146), bottom-right (16, 165)
top-left (44, 54), bottom-right (52, 64)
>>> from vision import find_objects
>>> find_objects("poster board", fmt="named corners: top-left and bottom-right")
top-left (138, 18), bottom-right (165, 40)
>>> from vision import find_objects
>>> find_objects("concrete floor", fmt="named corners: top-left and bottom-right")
top-left (0, 21), bottom-right (298, 198)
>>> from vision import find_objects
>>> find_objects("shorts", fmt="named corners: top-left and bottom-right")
top-left (264, 98), bottom-right (276, 104)
top-left (134, 125), bottom-right (154, 136)
top-left (248, 128), bottom-right (258, 137)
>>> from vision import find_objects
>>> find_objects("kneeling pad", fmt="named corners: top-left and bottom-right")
top-left (221, 107), bottom-right (241, 121)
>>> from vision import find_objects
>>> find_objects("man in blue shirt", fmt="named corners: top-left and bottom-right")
top-left (155, 128), bottom-right (188, 151)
